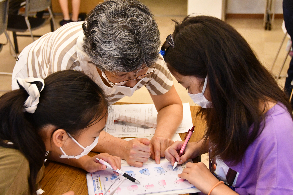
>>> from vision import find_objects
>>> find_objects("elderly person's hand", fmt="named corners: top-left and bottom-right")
top-left (150, 136), bottom-right (174, 164)
top-left (123, 138), bottom-right (151, 167)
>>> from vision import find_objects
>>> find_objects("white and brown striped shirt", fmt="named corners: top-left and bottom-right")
top-left (13, 22), bottom-right (173, 104)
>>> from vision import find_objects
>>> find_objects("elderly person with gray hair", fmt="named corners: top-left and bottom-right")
top-left (12, 0), bottom-right (183, 172)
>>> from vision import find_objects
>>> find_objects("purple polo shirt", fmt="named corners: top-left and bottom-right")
top-left (225, 103), bottom-right (293, 194)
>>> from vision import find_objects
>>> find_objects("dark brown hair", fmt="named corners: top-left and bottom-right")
top-left (163, 16), bottom-right (292, 164)
top-left (0, 70), bottom-right (108, 194)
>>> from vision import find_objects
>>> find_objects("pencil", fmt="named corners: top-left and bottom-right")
top-left (173, 126), bottom-right (195, 169)
top-left (97, 158), bottom-right (140, 184)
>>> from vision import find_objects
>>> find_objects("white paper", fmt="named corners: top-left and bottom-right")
top-left (86, 159), bottom-right (200, 195)
top-left (105, 103), bottom-right (193, 137)
top-left (123, 133), bottom-right (182, 142)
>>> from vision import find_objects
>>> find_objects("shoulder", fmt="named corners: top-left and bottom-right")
top-left (0, 146), bottom-right (29, 171)
top-left (262, 104), bottom-right (293, 160)
top-left (27, 22), bottom-right (84, 75)
top-left (51, 21), bottom-right (84, 41)
top-left (51, 21), bottom-right (83, 37)
top-left (235, 103), bottom-right (293, 166)
top-left (254, 103), bottom-right (293, 178)
top-left (0, 147), bottom-right (30, 194)
top-left (231, 104), bottom-right (293, 191)
top-left (152, 57), bottom-right (173, 80)
top-left (252, 104), bottom-right (293, 154)
top-left (29, 21), bottom-right (83, 50)
top-left (263, 103), bottom-right (293, 138)
top-left (144, 57), bottom-right (173, 95)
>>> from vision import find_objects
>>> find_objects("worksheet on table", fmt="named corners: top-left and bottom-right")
top-left (105, 103), bottom-right (193, 137)
top-left (86, 159), bottom-right (200, 195)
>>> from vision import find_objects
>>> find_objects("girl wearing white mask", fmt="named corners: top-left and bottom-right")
top-left (162, 16), bottom-right (293, 195)
top-left (0, 70), bottom-right (120, 195)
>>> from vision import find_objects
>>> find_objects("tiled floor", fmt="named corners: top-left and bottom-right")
top-left (0, 0), bottom-right (290, 105)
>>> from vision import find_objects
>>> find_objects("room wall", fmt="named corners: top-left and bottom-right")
top-left (52, 0), bottom-right (283, 16)
top-left (226, 0), bottom-right (283, 14)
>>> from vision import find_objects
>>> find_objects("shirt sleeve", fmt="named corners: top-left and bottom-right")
top-left (145, 57), bottom-right (174, 95)
top-left (255, 111), bottom-right (293, 195)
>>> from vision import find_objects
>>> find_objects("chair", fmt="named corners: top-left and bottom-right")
top-left (6, 0), bottom-right (55, 53)
top-left (0, 0), bottom-right (17, 90)
top-left (270, 21), bottom-right (291, 79)
top-left (0, 0), bottom-right (17, 58)
top-left (264, 0), bottom-right (275, 30)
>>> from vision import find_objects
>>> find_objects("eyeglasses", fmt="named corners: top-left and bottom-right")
top-left (101, 66), bottom-right (155, 87)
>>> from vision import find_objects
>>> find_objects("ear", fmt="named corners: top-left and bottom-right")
top-left (52, 129), bottom-right (70, 148)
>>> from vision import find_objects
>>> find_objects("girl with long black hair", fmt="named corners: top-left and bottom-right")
top-left (0, 70), bottom-right (120, 194)
top-left (164, 16), bottom-right (293, 195)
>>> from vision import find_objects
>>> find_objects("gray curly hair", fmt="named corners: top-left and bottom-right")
top-left (82, 0), bottom-right (160, 72)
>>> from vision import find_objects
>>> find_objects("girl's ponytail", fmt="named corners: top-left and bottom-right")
top-left (0, 70), bottom-right (108, 194)
top-left (0, 88), bottom-right (46, 194)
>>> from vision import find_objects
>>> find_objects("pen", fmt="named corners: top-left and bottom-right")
top-left (96, 158), bottom-right (140, 184)
top-left (173, 126), bottom-right (195, 169)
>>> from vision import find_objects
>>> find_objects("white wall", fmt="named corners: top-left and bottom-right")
top-left (226, 0), bottom-right (283, 14)
top-left (187, 0), bottom-right (283, 17)
top-left (188, 0), bottom-right (226, 20)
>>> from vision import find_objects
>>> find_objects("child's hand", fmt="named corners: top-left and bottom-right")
top-left (95, 153), bottom-right (121, 171)
top-left (82, 153), bottom-right (120, 173)
top-left (165, 141), bottom-right (197, 166)
top-left (179, 162), bottom-right (220, 194)
top-left (164, 141), bottom-right (185, 166)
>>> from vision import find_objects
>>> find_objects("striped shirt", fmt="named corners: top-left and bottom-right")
top-left (14, 22), bottom-right (173, 104)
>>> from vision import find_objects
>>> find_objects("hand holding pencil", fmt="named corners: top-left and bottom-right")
top-left (97, 158), bottom-right (140, 184)
top-left (164, 126), bottom-right (195, 168)
top-left (92, 153), bottom-right (121, 173)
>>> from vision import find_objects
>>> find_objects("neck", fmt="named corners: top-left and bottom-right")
top-left (260, 99), bottom-right (276, 114)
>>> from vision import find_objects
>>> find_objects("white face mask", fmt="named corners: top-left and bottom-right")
top-left (60, 133), bottom-right (99, 159)
top-left (112, 84), bottom-right (138, 97)
top-left (188, 76), bottom-right (212, 108)
top-left (111, 68), bottom-right (155, 97)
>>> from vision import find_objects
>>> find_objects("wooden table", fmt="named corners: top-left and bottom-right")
top-left (39, 106), bottom-right (206, 195)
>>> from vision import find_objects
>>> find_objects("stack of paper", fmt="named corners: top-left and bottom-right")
top-left (105, 103), bottom-right (193, 137)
